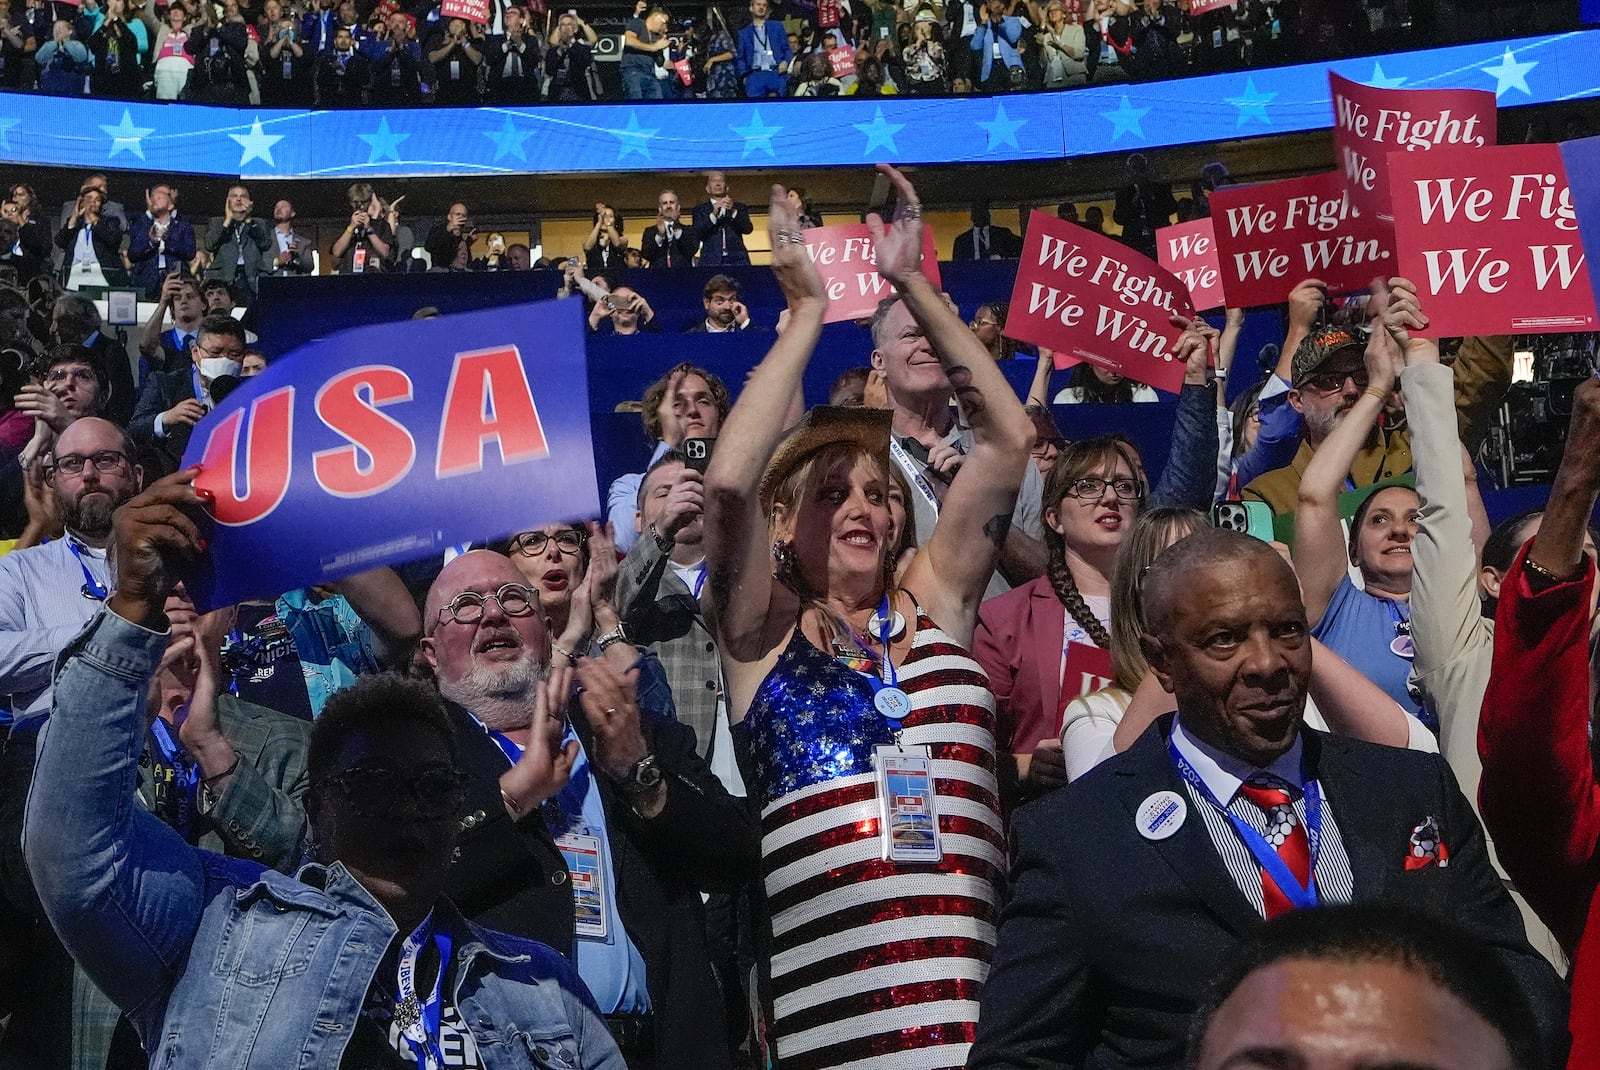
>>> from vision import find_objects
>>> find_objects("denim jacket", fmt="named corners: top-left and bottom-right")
top-left (24, 608), bottom-right (626, 1070)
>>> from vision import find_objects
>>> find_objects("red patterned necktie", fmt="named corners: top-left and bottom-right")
top-left (1236, 777), bottom-right (1311, 919)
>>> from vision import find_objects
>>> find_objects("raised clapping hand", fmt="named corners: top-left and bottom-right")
top-left (767, 183), bottom-right (827, 310)
top-left (864, 163), bottom-right (925, 286)
top-left (500, 660), bottom-right (580, 816)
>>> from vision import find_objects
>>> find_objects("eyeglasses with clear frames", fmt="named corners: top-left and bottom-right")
top-left (1066, 477), bottom-right (1143, 501)
top-left (46, 450), bottom-right (128, 478)
top-left (509, 530), bottom-right (585, 557)
top-left (436, 583), bottom-right (538, 626)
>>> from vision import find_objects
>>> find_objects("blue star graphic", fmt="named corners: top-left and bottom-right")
top-left (229, 116), bottom-right (285, 168)
top-left (1225, 77), bottom-right (1276, 127)
top-left (730, 109), bottom-right (782, 159)
top-left (483, 114), bottom-right (534, 163)
top-left (0, 116), bottom-right (18, 153)
top-left (1481, 47), bottom-right (1536, 99)
top-left (99, 109), bottom-right (155, 161)
top-left (976, 100), bottom-right (1026, 152)
top-left (852, 106), bottom-right (904, 156)
top-left (606, 112), bottom-right (659, 163)
top-left (356, 117), bottom-right (409, 164)
top-left (1099, 94), bottom-right (1150, 143)
top-left (1364, 61), bottom-right (1406, 89)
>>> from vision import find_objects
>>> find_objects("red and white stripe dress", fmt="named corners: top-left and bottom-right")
top-left (744, 610), bottom-right (1005, 1069)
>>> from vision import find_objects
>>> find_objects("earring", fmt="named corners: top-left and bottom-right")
top-left (771, 538), bottom-right (798, 588)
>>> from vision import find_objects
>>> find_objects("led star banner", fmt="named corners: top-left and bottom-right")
top-left (182, 299), bottom-right (599, 609)
top-left (1329, 72), bottom-right (1497, 223)
top-left (0, 31), bottom-right (1588, 178)
top-left (1389, 143), bottom-right (1597, 336)
top-left (1157, 218), bottom-right (1226, 312)
top-left (1005, 211), bottom-right (1194, 394)
top-left (803, 222), bottom-right (941, 323)
top-left (1210, 171), bottom-right (1397, 308)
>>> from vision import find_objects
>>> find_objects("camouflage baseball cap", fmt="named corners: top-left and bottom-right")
top-left (1290, 326), bottom-right (1364, 388)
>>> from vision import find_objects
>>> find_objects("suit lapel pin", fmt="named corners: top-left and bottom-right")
top-left (1136, 790), bottom-right (1187, 841)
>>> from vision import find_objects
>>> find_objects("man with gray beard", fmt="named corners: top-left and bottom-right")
top-left (1242, 325), bottom-right (1414, 517)
top-left (0, 417), bottom-right (138, 730)
top-left (423, 550), bottom-right (758, 1070)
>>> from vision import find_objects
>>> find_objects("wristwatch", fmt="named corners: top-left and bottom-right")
top-left (595, 623), bottom-right (630, 651)
top-left (649, 522), bottom-right (674, 554)
top-left (617, 753), bottom-right (663, 797)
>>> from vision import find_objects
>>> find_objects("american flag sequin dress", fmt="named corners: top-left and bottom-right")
top-left (744, 610), bottom-right (1005, 1069)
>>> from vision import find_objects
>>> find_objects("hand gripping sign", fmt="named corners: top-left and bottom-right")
top-left (1005, 210), bottom-right (1194, 394)
top-left (182, 299), bottom-right (599, 609)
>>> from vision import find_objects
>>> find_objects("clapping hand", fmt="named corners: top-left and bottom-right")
top-left (864, 164), bottom-right (926, 286)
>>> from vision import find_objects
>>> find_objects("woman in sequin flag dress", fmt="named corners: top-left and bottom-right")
top-left (702, 166), bottom-right (1035, 1070)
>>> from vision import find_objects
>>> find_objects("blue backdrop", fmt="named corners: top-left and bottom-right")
top-left (0, 30), bottom-right (1593, 177)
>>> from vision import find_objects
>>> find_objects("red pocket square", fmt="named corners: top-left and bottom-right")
top-left (1404, 815), bottom-right (1450, 870)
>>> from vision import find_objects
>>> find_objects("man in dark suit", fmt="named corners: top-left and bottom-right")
top-left (691, 172), bottom-right (753, 268)
top-left (201, 184), bottom-right (274, 305)
top-left (968, 528), bottom-right (1567, 1070)
top-left (423, 551), bottom-right (759, 1070)
top-left (129, 313), bottom-right (245, 476)
top-left (953, 202), bottom-right (1022, 261)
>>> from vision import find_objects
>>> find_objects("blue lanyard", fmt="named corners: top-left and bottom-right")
top-left (150, 717), bottom-right (199, 792)
top-left (690, 564), bottom-right (708, 601)
top-left (843, 596), bottom-right (903, 730)
top-left (396, 913), bottom-right (453, 1070)
top-left (468, 711), bottom-right (524, 766)
top-left (67, 539), bottom-right (107, 601)
top-left (1167, 737), bottom-right (1322, 911)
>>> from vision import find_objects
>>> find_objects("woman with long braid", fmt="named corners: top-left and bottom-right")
top-left (974, 436), bottom-right (1144, 810)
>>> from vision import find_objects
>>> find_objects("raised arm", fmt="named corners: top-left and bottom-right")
top-left (873, 165), bottom-right (1033, 644)
top-left (23, 471), bottom-right (210, 1021)
top-left (1386, 278), bottom-right (1486, 774)
top-left (1291, 289), bottom-right (1397, 626)
top-left (703, 186), bottom-right (827, 665)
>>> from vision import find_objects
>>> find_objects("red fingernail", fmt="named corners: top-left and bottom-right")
top-left (197, 538), bottom-right (208, 552)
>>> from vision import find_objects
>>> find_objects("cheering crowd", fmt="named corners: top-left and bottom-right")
top-left (0, 147), bottom-right (1598, 1070)
top-left (0, 0), bottom-right (1570, 104)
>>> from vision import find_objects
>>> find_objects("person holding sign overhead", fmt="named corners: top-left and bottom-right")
top-left (704, 164), bottom-right (1035, 1070)
top-left (968, 526), bottom-right (1566, 1070)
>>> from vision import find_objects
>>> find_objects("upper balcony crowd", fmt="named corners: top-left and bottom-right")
top-left (0, 0), bottom-right (1577, 107)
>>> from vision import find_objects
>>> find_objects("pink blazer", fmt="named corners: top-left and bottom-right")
top-left (974, 575), bottom-right (1067, 756)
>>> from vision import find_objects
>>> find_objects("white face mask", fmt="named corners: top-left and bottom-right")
top-left (199, 356), bottom-right (241, 382)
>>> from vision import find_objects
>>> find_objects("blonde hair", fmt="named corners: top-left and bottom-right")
top-left (1107, 507), bottom-right (1205, 692)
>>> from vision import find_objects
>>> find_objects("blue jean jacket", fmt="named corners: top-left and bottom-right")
top-left (23, 608), bottom-right (626, 1070)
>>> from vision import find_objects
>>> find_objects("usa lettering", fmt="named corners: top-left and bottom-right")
top-left (197, 345), bottom-right (549, 526)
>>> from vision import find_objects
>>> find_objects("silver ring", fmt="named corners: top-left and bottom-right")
top-left (777, 230), bottom-right (805, 244)
top-left (902, 204), bottom-right (923, 220)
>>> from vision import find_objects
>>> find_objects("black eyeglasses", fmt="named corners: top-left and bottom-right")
top-left (509, 529), bottom-right (585, 558)
top-left (1066, 477), bottom-right (1143, 501)
top-left (1031, 437), bottom-right (1066, 458)
top-left (436, 582), bottom-right (538, 626)
top-left (319, 763), bottom-right (468, 818)
top-left (46, 450), bottom-right (128, 478)
top-left (1300, 368), bottom-right (1369, 396)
